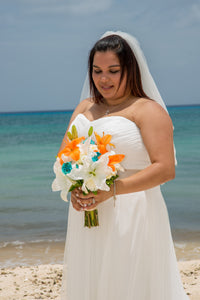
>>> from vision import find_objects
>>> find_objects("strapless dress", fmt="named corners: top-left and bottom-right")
top-left (61, 114), bottom-right (189, 300)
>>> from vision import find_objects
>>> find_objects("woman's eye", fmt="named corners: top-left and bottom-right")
top-left (93, 70), bottom-right (102, 74)
top-left (93, 69), bottom-right (120, 74)
top-left (109, 70), bottom-right (120, 74)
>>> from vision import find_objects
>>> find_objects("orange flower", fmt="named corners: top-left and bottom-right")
top-left (58, 136), bottom-right (85, 164)
top-left (95, 132), bottom-right (115, 154)
top-left (108, 154), bottom-right (125, 171)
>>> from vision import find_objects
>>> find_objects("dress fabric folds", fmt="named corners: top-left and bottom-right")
top-left (61, 114), bottom-right (189, 300)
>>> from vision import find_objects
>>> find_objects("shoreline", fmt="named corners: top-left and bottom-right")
top-left (0, 261), bottom-right (200, 299)
top-left (1, 236), bottom-right (200, 268)
top-left (0, 104), bottom-right (199, 115)
top-left (0, 241), bottom-right (65, 269)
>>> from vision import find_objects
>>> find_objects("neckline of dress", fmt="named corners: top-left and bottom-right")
top-left (75, 113), bottom-right (140, 131)
top-left (77, 113), bottom-right (136, 126)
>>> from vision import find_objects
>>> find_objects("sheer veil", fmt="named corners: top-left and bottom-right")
top-left (80, 31), bottom-right (166, 109)
top-left (80, 30), bottom-right (177, 163)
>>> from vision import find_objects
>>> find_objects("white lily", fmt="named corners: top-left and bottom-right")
top-left (114, 163), bottom-right (124, 172)
top-left (61, 154), bottom-right (72, 164)
top-left (78, 137), bottom-right (98, 162)
top-left (51, 158), bottom-right (74, 202)
top-left (69, 152), bottom-right (113, 193)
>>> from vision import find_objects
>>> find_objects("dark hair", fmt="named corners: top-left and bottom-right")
top-left (88, 34), bottom-right (148, 103)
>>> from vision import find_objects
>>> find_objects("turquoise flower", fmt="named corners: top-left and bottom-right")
top-left (92, 152), bottom-right (101, 162)
top-left (83, 139), bottom-right (95, 145)
top-left (62, 162), bottom-right (72, 174)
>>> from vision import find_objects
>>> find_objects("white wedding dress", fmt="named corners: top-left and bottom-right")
top-left (61, 113), bottom-right (189, 300)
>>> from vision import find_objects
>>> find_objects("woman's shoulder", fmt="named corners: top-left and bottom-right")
top-left (134, 97), bottom-right (162, 109)
top-left (134, 97), bottom-right (168, 115)
top-left (69, 98), bottom-right (94, 123)
top-left (133, 97), bottom-right (172, 128)
top-left (77, 97), bottom-right (94, 112)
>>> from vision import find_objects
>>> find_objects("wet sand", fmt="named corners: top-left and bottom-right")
top-left (1, 236), bottom-right (200, 269)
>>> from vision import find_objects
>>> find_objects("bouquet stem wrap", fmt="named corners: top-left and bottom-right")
top-left (85, 209), bottom-right (99, 228)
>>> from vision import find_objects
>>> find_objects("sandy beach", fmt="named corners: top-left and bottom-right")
top-left (0, 234), bottom-right (200, 299)
top-left (0, 261), bottom-right (199, 300)
top-left (0, 233), bottom-right (200, 299)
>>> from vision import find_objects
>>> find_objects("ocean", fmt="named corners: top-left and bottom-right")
top-left (0, 106), bottom-right (199, 267)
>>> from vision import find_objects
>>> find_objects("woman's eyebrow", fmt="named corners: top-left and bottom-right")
top-left (93, 64), bottom-right (120, 68)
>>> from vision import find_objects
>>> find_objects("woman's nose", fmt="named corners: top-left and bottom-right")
top-left (100, 74), bottom-right (109, 82)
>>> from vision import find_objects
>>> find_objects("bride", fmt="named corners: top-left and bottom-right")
top-left (58, 31), bottom-right (189, 299)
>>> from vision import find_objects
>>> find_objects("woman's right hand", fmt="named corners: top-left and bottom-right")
top-left (71, 189), bottom-right (84, 211)
top-left (71, 188), bottom-right (96, 211)
top-left (71, 188), bottom-right (99, 211)
top-left (71, 186), bottom-right (114, 212)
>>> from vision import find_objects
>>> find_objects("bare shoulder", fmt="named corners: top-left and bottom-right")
top-left (75, 98), bottom-right (93, 114)
top-left (133, 98), bottom-right (173, 129)
top-left (70, 98), bottom-right (94, 122)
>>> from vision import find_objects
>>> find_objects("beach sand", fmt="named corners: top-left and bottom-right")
top-left (0, 261), bottom-right (200, 300)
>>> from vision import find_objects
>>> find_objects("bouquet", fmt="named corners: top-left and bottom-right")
top-left (52, 124), bottom-right (125, 228)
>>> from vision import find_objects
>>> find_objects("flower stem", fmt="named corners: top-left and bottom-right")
top-left (84, 209), bottom-right (99, 228)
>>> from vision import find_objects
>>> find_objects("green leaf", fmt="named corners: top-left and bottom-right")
top-left (67, 131), bottom-right (73, 140)
top-left (88, 126), bottom-right (93, 137)
top-left (106, 175), bottom-right (119, 187)
top-left (69, 180), bottom-right (83, 192)
top-left (72, 125), bottom-right (78, 139)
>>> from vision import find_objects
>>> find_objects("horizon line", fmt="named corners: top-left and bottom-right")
top-left (0, 104), bottom-right (200, 115)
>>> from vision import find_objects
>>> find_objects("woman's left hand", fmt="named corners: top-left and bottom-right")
top-left (72, 187), bottom-right (113, 210)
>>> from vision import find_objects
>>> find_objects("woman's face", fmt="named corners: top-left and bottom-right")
top-left (92, 51), bottom-right (128, 101)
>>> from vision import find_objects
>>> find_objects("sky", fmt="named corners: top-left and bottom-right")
top-left (0, 0), bottom-right (200, 112)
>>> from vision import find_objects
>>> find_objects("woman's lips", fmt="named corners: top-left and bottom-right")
top-left (100, 85), bottom-right (113, 90)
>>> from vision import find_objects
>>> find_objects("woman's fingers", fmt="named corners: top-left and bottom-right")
top-left (71, 193), bottom-right (84, 211)
top-left (84, 203), bottom-right (97, 211)
top-left (79, 197), bottom-right (95, 205)
top-left (71, 190), bottom-right (94, 210)
top-left (71, 188), bottom-right (110, 211)
top-left (75, 191), bottom-right (95, 200)
top-left (73, 189), bottom-right (97, 207)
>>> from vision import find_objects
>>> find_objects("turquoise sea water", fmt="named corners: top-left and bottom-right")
top-left (0, 106), bottom-right (199, 265)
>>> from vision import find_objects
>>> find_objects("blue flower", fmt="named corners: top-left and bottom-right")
top-left (83, 139), bottom-right (95, 145)
top-left (92, 152), bottom-right (101, 162)
top-left (92, 156), bottom-right (98, 162)
top-left (62, 162), bottom-right (72, 174)
top-left (96, 152), bottom-right (101, 158)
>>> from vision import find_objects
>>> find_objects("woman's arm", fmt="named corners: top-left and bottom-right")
top-left (116, 100), bottom-right (175, 194)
